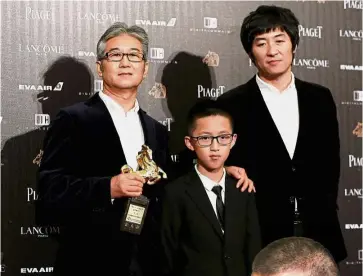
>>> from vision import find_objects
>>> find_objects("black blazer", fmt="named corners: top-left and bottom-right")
top-left (36, 93), bottom-right (170, 276)
top-left (161, 170), bottom-right (261, 276)
top-left (218, 76), bottom-right (347, 262)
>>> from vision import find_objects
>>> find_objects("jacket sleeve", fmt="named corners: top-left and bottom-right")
top-left (245, 193), bottom-right (262, 274)
top-left (320, 88), bottom-right (340, 205)
top-left (36, 110), bottom-right (112, 226)
top-left (160, 186), bottom-right (182, 276)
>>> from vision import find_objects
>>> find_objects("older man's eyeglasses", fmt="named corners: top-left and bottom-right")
top-left (191, 134), bottom-right (234, 147)
top-left (103, 51), bottom-right (145, 62)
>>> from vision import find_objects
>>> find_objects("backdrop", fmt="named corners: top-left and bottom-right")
top-left (1, 1), bottom-right (362, 275)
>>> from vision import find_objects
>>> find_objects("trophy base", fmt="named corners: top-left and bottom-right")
top-left (120, 195), bottom-right (150, 235)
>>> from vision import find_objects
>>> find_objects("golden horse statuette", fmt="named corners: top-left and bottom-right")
top-left (121, 145), bottom-right (167, 184)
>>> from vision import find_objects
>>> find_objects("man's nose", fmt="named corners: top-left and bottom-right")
top-left (267, 43), bottom-right (278, 56)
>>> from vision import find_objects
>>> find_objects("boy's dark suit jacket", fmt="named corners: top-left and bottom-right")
top-left (218, 76), bottom-right (347, 262)
top-left (36, 93), bottom-right (170, 276)
top-left (161, 170), bottom-right (261, 276)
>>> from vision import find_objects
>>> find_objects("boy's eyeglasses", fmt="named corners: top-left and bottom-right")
top-left (191, 134), bottom-right (234, 147)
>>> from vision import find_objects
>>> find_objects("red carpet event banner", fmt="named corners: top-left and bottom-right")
top-left (1, 1), bottom-right (361, 275)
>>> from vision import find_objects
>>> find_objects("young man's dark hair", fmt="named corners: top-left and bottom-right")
top-left (252, 237), bottom-right (339, 276)
top-left (186, 99), bottom-right (234, 135)
top-left (240, 5), bottom-right (300, 58)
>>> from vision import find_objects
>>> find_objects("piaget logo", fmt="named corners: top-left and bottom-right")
top-left (158, 118), bottom-right (172, 131)
top-left (348, 154), bottom-right (363, 167)
top-left (25, 6), bottom-right (53, 20)
top-left (344, 0), bottom-right (363, 9)
top-left (298, 25), bottom-right (323, 39)
top-left (27, 187), bottom-right (39, 202)
top-left (198, 85), bottom-right (226, 98)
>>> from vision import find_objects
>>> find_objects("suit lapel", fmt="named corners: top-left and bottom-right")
top-left (224, 174), bottom-right (241, 233)
top-left (185, 171), bottom-right (224, 240)
top-left (248, 77), bottom-right (294, 162)
top-left (292, 78), bottom-right (309, 161)
top-left (86, 93), bottom-right (126, 163)
top-left (138, 109), bottom-right (157, 153)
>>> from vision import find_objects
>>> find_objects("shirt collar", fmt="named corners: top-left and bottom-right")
top-left (194, 164), bottom-right (226, 192)
top-left (99, 91), bottom-right (140, 116)
top-left (256, 72), bottom-right (295, 94)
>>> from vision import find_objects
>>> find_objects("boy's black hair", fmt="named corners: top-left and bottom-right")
top-left (240, 5), bottom-right (300, 58)
top-left (186, 99), bottom-right (234, 135)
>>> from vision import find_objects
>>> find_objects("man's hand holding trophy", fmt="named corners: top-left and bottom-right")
top-left (115, 145), bottom-right (167, 234)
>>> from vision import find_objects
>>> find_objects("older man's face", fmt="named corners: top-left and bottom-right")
top-left (97, 34), bottom-right (148, 93)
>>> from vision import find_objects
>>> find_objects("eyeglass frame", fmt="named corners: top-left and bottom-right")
top-left (102, 50), bottom-right (145, 63)
top-left (190, 134), bottom-right (235, 147)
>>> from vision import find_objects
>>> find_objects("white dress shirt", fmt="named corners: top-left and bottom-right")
top-left (195, 165), bottom-right (226, 224)
top-left (98, 91), bottom-right (144, 170)
top-left (256, 73), bottom-right (299, 159)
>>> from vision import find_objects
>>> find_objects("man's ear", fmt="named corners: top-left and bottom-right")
top-left (185, 136), bottom-right (195, 151)
top-left (96, 61), bottom-right (103, 77)
top-left (230, 134), bottom-right (237, 149)
top-left (293, 44), bottom-right (298, 53)
top-left (143, 61), bottom-right (149, 79)
top-left (249, 56), bottom-right (256, 66)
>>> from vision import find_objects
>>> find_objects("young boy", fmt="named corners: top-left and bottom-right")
top-left (160, 99), bottom-right (261, 276)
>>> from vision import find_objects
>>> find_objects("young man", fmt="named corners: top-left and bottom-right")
top-left (161, 99), bottom-right (261, 276)
top-left (218, 5), bottom-right (347, 263)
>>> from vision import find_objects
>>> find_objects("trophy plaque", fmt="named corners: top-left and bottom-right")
top-left (120, 145), bottom-right (167, 234)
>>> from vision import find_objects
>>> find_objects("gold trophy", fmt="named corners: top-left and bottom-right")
top-left (120, 145), bottom-right (167, 234)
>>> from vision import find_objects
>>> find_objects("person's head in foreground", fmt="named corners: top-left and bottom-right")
top-left (251, 237), bottom-right (339, 276)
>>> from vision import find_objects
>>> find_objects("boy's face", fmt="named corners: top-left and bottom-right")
top-left (185, 115), bottom-right (237, 172)
top-left (251, 28), bottom-right (294, 80)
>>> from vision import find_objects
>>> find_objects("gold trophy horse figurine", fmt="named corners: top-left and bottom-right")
top-left (121, 145), bottom-right (167, 184)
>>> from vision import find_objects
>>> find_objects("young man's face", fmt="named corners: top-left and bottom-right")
top-left (185, 115), bottom-right (237, 172)
top-left (251, 28), bottom-right (294, 79)
top-left (97, 34), bottom-right (148, 92)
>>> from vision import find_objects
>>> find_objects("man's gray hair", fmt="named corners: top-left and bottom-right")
top-left (252, 237), bottom-right (339, 276)
top-left (96, 22), bottom-right (149, 61)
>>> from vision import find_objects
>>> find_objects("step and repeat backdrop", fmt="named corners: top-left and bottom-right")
top-left (1, 1), bottom-right (362, 275)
